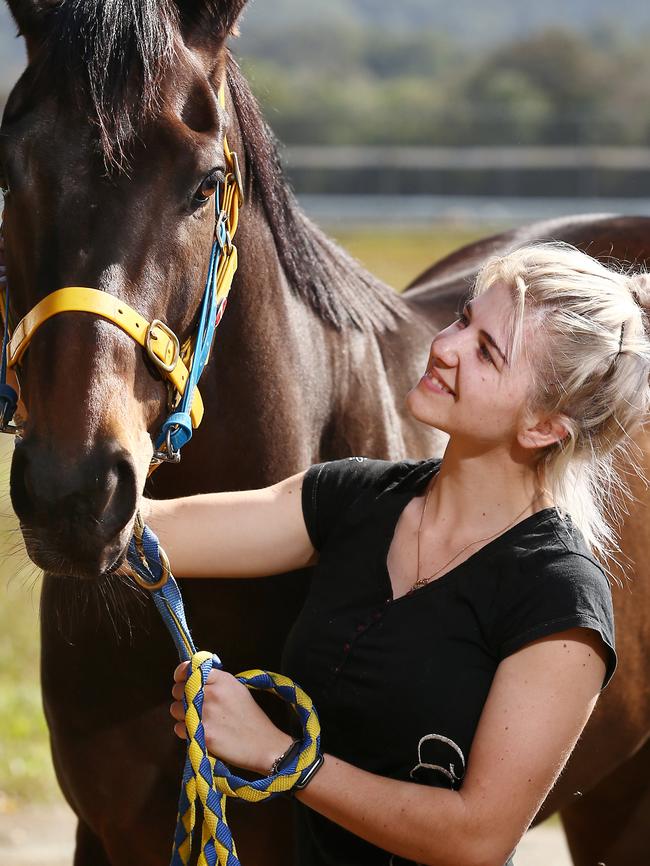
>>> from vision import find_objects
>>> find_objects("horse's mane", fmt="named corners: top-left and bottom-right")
top-left (32, 0), bottom-right (404, 331)
top-left (226, 56), bottom-right (404, 331)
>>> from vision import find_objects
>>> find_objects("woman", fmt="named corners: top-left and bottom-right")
top-left (145, 243), bottom-right (650, 866)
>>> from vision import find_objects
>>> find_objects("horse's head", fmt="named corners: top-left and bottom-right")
top-left (0, 0), bottom-right (247, 578)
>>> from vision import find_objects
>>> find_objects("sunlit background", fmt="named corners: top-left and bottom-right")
top-left (2, 1), bottom-right (649, 862)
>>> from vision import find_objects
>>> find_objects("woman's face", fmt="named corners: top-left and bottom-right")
top-left (407, 280), bottom-right (537, 451)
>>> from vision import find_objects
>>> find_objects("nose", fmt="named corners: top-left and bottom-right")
top-left (430, 326), bottom-right (462, 368)
top-left (10, 437), bottom-right (138, 575)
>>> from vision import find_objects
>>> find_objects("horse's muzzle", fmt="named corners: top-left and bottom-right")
top-left (10, 437), bottom-right (138, 579)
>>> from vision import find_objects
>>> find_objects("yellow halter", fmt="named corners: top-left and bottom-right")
top-left (2, 85), bottom-right (242, 457)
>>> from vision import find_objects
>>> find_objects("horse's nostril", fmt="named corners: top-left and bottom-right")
top-left (10, 439), bottom-right (138, 560)
top-left (9, 443), bottom-right (34, 520)
top-left (99, 453), bottom-right (137, 540)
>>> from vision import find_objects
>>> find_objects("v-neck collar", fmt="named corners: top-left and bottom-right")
top-left (378, 459), bottom-right (559, 603)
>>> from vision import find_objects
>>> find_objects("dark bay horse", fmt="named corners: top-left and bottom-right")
top-left (1, 2), bottom-right (649, 865)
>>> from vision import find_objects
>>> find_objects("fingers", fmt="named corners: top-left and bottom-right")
top-left (172, 663), bottom-right (222, 695)
top-left (170, 700), bottom-right (185, 722)
top-left (170, 700), bottom-right (187, 740)
top-left (170, 663), bottom-right (227, 744)
top-left (173, 661), bottom-right (190, 683)
top-left (171, 662), bottom-right (218, 702)
top-left (171, 682), bottom-right (184, 701)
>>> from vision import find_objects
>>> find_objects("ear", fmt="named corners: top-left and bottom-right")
top-left (518, 412), bottom-right (570, 452)
top-left (5, 0), bottom-right (60, 57)
top-left (174, 0), bottom-right (247, 53)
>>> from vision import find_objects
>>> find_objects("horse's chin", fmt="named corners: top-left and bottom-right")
top-left (22, 530), bottom-right (132, 582)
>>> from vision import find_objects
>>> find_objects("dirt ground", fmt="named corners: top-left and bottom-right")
top-left (0, 802), bottom-right (572, 865)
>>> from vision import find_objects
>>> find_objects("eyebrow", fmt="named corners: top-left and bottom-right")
top-left (462, 300), bottom-right (508, 365)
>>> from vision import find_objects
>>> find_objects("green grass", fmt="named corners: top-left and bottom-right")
top-left (0, 437), bottom-right (62, 806)
top-left (0, 223), bottom-right (497, 805)
top-left (329, 225), bottom-right (494, 291)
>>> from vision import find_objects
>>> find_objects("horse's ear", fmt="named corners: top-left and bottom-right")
top-left (174, 0), bottom-right (247, 51)
top-left (5, 0), bottom-right (60, 55)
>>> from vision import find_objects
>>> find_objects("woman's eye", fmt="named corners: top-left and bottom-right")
top-left (479, 344), bottom-right (494, 364)
top-left (193, 170), bottom-right (223, 205)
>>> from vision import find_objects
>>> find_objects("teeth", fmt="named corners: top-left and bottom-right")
top-left (429, 372), bottom-right (452, 394)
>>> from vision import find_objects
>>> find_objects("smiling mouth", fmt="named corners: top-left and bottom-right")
top-left (424, 362), bottom-right (456, 396)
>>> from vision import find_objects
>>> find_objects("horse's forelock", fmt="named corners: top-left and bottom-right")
top-left (37, 0), bottom-right (181, 170)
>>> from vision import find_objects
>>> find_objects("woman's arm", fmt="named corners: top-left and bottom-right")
top-left (171, 626), bottom-right (606, 866)
top-left (142, 470), bottom-right (316, 578)
top-left (296, 627), bottom-right (606, 866)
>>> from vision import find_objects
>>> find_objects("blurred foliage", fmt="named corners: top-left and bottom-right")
top-left (236, 21), bottom-right (650, 147)
top-left (4, 2), bottom-right (650, 147)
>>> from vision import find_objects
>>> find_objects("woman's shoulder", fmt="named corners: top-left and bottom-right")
top-left (304, 455), bottom-right (440, 499)
top-left (302, 456), bottom-right (440, 550)
top-left (508, 508), bottom-right (609, 587)
top-left (492, 510), bottom-right (617, 689)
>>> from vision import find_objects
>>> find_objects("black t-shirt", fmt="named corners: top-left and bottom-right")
top-left (281, 457), bottom-right (617, 866)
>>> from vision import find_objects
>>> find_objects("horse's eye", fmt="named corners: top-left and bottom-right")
top-left (194, 170), bottom-right (223, 205)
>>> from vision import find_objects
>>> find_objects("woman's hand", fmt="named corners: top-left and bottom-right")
top-left (170, 662), bottom-right (293, 775)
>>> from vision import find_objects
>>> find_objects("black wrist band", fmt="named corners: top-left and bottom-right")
top-left (292, 753), bottom-right (325, 792)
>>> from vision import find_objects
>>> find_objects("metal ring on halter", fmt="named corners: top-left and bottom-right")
top-left (230, 151), bottom-right (244, 206)
top-left (0, 421), bottom-right (21, 435)
top-left (145, 319), bottom-right (180, 374)
top-left (151, 427), bottom-right (181, 465)
top-left (130, 545), bottom-right (171, 591)
top-left (0, 403), bottom-right (21, 435)
top-left (215, 210), bottom-right (233, 254)
top-left (127, 512), bottom-right (172, 591)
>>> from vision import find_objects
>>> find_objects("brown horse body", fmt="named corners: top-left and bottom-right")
top-left (2, 3), bottom-right (649, 864)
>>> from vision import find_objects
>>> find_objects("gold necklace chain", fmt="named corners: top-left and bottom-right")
top-left (409, 479), bottom-right (549, 594)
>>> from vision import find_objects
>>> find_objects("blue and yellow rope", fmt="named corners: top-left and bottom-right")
top-left (127, 513), bottom-right (321, 866)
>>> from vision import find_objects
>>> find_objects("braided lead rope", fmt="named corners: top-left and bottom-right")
top-left (127, 515), bottom-right (321, 866)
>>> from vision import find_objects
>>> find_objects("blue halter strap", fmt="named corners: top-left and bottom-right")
top-left (154, 187), bottom-right (231, 457)
top-left (0, 276), bottom-right (18, 431)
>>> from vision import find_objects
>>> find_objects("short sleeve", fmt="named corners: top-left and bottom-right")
top-left (496, 551), bottom-right (617, 690)
top-left (301, 457), bottom-right (392, 551)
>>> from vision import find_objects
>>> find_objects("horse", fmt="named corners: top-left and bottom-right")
top-left (1, 3), bottom-right (649, 865)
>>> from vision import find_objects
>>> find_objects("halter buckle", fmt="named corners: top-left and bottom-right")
top-left (145, 319), bottom-right (180, 375)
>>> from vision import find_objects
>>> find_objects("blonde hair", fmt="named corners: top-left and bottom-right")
top-left (472, 242), bottom-right (650, 577)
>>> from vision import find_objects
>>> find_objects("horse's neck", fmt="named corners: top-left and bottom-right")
top-left (150, 134), bottom-right (438, 498)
